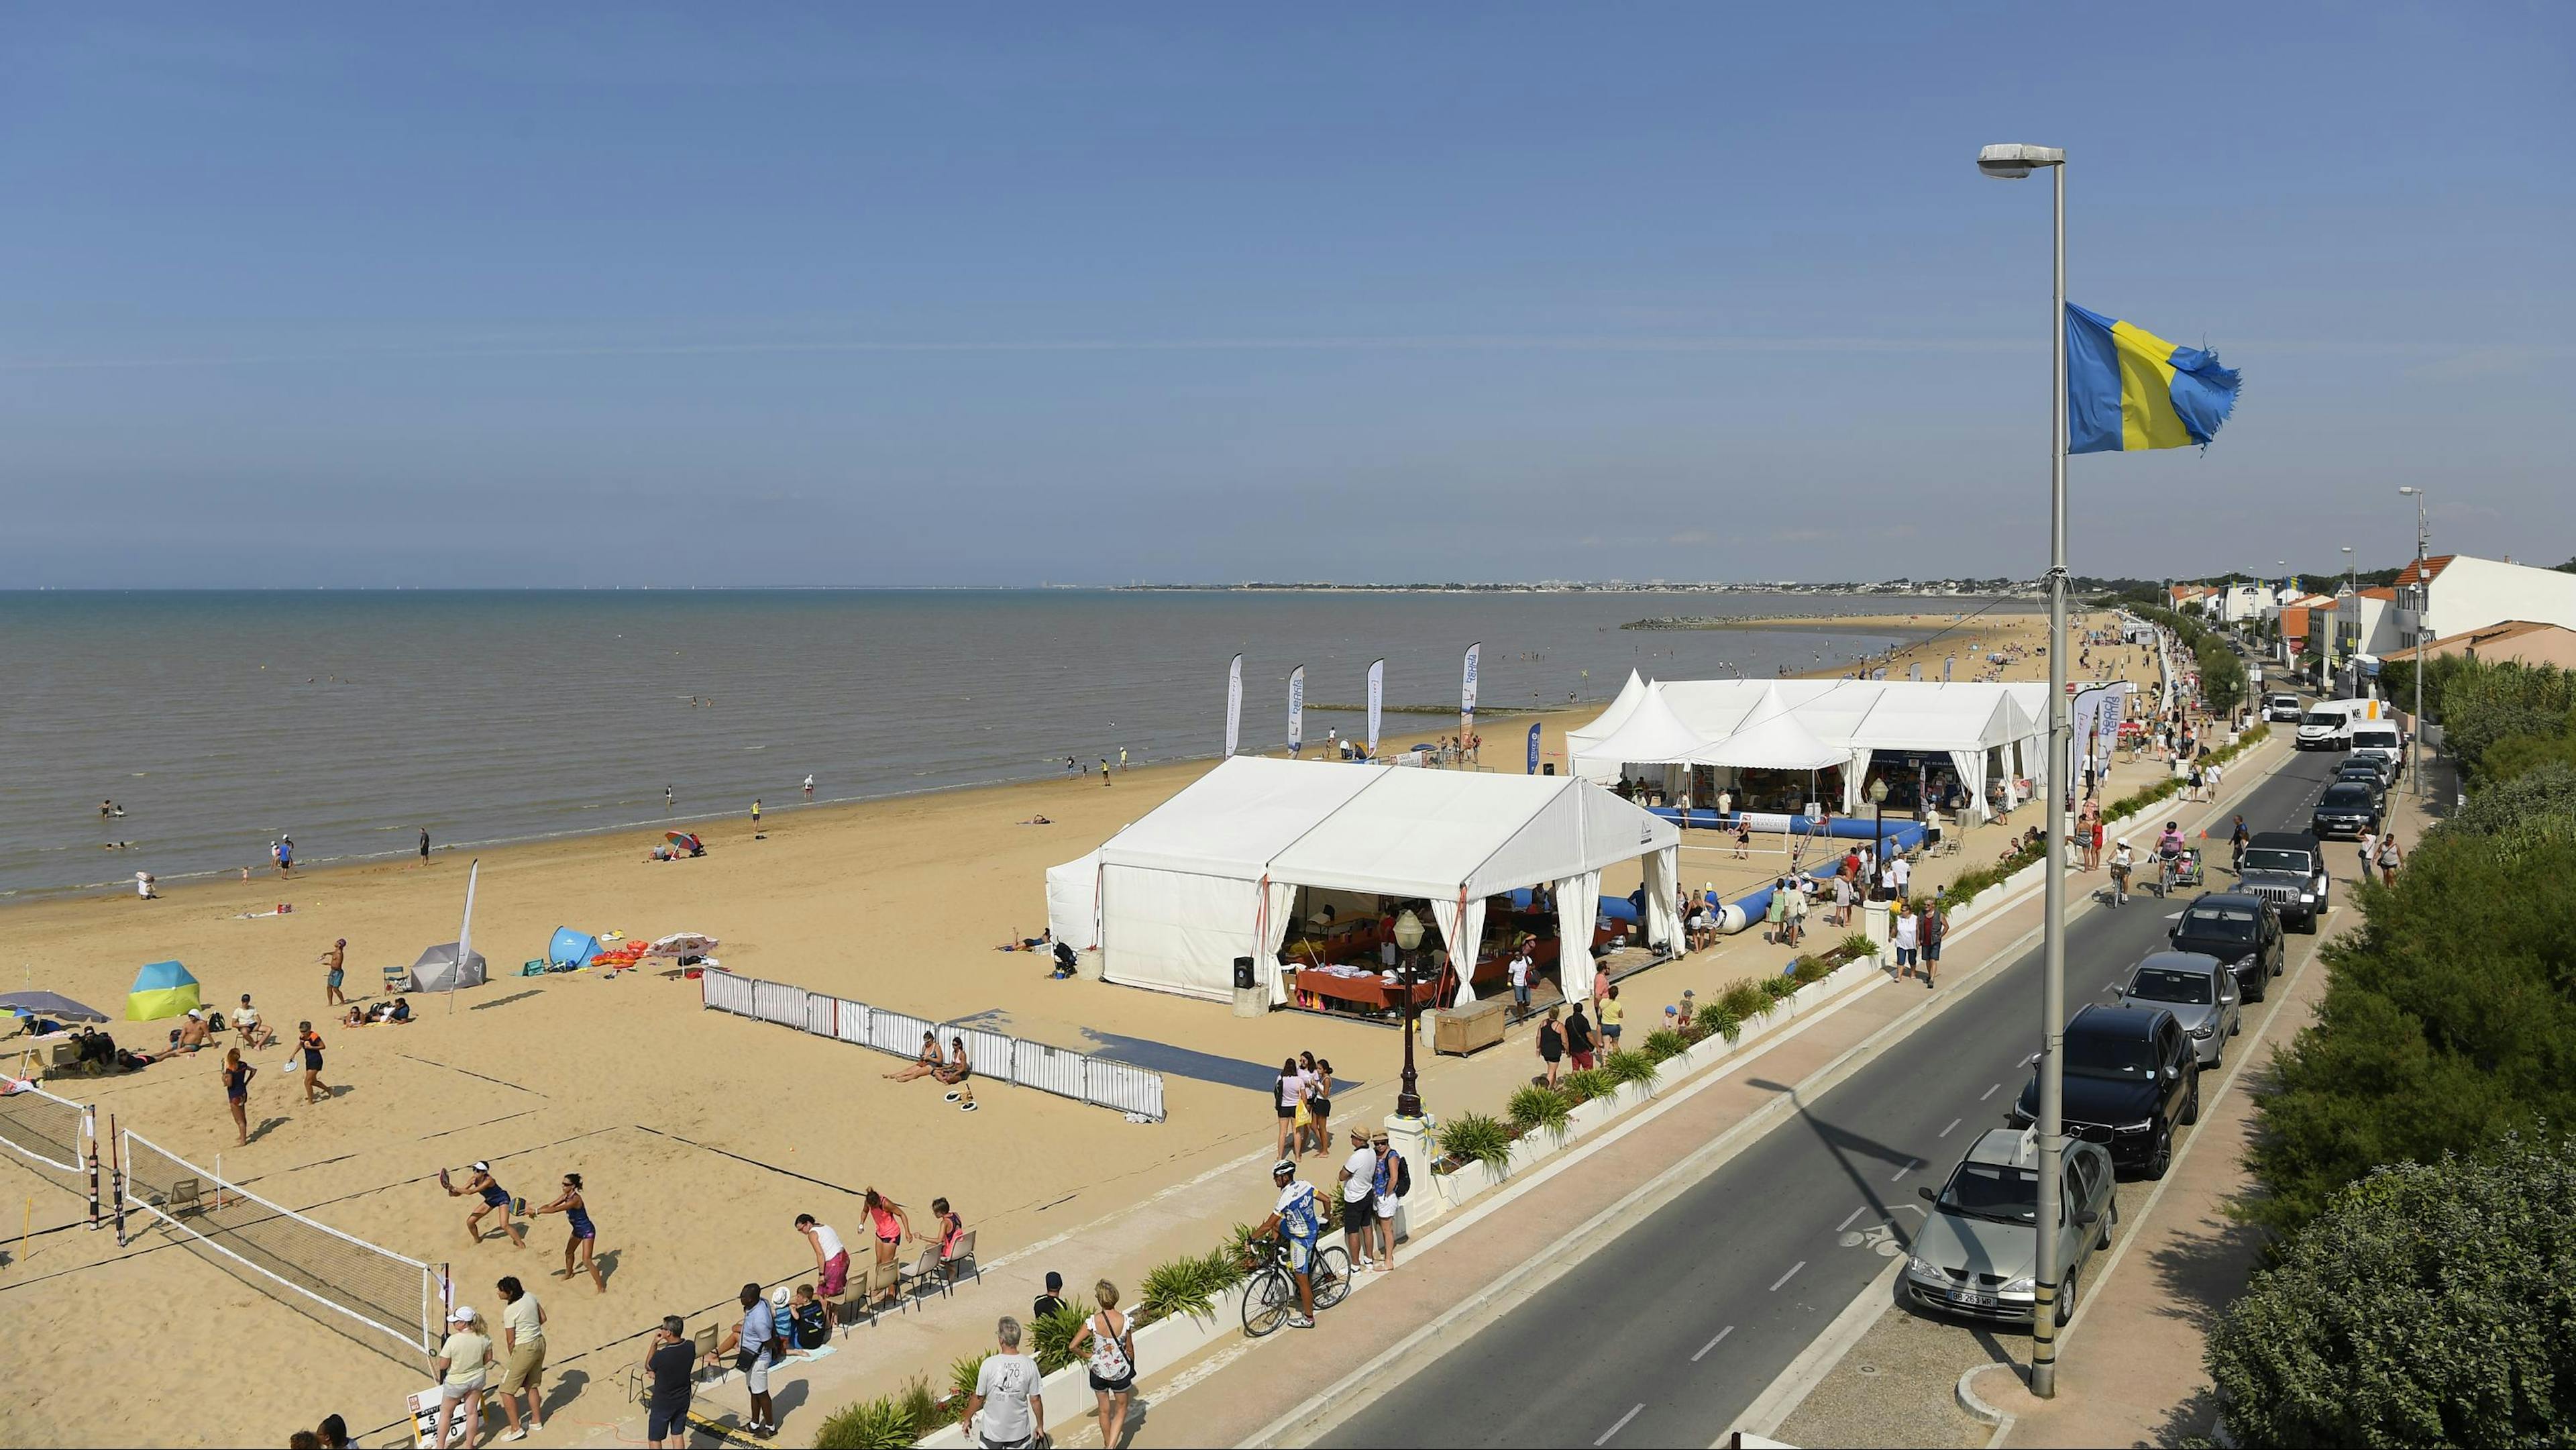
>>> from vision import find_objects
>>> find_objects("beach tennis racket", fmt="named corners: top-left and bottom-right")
top-left (280, 1055), bottom-right (301, 1072)
top-left (437, 1167), bottom-right (453, 1192)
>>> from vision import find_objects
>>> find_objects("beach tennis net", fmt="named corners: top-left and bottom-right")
top-left (121, 1130), bottom-right (438, 1360)
top-left (0, 1082), bottom-right (93, 1177)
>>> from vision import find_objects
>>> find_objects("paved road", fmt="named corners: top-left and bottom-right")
top-left (1320, 743), bottom-right (2347, 1449)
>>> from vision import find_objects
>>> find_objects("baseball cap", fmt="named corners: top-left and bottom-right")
top-left (449, 1305), bottom-right (476, 1323)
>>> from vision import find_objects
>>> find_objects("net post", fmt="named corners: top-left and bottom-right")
top-left (85, 1110), bottom-right (101, 1231)
top-left (109, 1115), bottom-right (125, 1247)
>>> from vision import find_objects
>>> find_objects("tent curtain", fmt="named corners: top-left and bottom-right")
top-left (1642, 845), bottom-right (1681, 955)
top-left (1843, 751), bottom-right (1870, 814)
top-left (1260, 877), bottom-right (1297, 1005)
top-left (1555, 871), bottom-right (1601, 1003)
top-left (1948, 747), bottom-right (1990, 824)
top-left (1428, 890), bottom-right (1487, 1007)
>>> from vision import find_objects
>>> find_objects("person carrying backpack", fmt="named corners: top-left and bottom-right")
top-left (1070, 1279), bottom-right (1134, 1448)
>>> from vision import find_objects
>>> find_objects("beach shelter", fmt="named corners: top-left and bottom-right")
top-left (1044, 851), bottom-right (1104, 954)
top-left (547, 927), bottom-right (603, 969)
top-left (0, 990), bottom-right (109, 1024)
top-left (409, 942), bottom-right (488, 993)
top-left (125, 960), bottom-right (201, 1021)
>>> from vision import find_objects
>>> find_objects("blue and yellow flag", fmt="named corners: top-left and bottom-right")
top-left (2064, 304), bottom-right (2241, 454)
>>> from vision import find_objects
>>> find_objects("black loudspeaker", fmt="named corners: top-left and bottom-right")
top-left (1233, 957), bottom-right (1257, 990)
top-left (1542, 762), bottom-right (1557, 776)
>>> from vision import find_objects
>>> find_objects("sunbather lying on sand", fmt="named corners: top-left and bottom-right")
top-left (883, 1032), bottom-right (943, 1082)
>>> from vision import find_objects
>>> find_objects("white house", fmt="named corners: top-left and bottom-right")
top-left (2394, 554), bottom-right (2576, 651)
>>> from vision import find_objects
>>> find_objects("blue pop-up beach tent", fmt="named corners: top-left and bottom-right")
top-left (125, 960), bottom-right (201, 1021)
top-left (547, 927), bottom-right (602, 969)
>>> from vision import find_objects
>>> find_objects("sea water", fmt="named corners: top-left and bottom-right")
top-left (0, 589), bottom-right (1967, 898)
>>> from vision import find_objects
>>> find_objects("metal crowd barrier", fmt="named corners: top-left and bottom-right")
top-left (698, 970), bottom-right (1167, 1121)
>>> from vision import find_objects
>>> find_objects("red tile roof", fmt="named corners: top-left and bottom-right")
top-left (2392, 554), bottom-right (2455, 587)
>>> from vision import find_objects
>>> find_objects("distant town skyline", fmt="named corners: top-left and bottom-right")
top-left (4, 5), bottom-right (2568, 588)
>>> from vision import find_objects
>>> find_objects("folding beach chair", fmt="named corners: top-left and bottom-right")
top-left (896, 1245), bottom-right (948, 1310)
top-left (941, 1230), bottom-right (981, 1289)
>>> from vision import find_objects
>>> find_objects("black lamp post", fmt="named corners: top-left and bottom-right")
top-left (1866, 776), bottom-right (1890, 894)
top-left (1393, 908), bottom-right (1428, 1119)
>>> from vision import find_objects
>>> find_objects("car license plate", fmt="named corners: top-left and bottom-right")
top-left (1956, 1290), bottom-right (1999, 1308)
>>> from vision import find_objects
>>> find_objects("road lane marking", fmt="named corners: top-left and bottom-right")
top-left (1692, 1325), bottom-right (1735, 1363)
top-left (1595, 1403), bottom-right (1644, 1445)
top-left (1835, 1204), bottom-right (1868, 1233)
top-left (1980, 1082), bottom-right (2000, 1100)
top-left (1889, 1159), bottom-right (1917, 1182)
top-left (1769, 1260), bottom-right (1805, 1292)
top-left (1939, 1118), bottom-right (1962, 1137)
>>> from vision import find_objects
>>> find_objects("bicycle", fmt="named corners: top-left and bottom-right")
top-left (1240, 1235), bottom-right (1351, 1337)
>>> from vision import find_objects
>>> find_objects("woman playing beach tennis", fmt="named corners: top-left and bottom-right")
top-left (533, 1173), bottom-right (604, 1292)
top-left (295, 1022), bottom-right (328, 1104)
top-left (444, 1161), bottom-right (529, 1249)
top-left (221, 1048), bottom-right (256, 1146)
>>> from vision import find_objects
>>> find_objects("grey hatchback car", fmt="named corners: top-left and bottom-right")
top-left (2117, 951), bottom-right (2240, 1068)
top-left (1906, 1127), bottom-right (2118, 1327)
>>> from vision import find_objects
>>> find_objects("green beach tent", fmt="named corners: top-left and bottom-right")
top-left (125, 960), bottom-right (201, 1021)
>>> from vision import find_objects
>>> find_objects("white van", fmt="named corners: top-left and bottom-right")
top-left (2349, 720), bottom-right (2405, 780)
top-left (2296, 698), bottom-right (2376, 751)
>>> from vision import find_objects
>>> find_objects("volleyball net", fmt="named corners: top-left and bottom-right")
top-left (120, 1129), bottom-right (442, 1361)
top-left (0, 1081), bottom-right (101, 1223)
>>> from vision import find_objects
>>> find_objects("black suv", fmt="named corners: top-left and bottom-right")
top-left (2010, 1004), bottom-right (2199, 1180)
top-left (2237, 830), bottom-right (2329, 932)
top-left (2311, 780), bottom-right (2383, 839)
top-left (2169, 892), bottom-right (2285, 1002)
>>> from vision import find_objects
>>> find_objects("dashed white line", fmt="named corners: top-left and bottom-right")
top-left (1889, 1159), bottom-right (1917, 1182)
top-left (1980, 1082), bottom-right (2001, 1101)
top-left (1692, 1325), bottom-right (1735, 1362)
top-left (1939, 1117), bottom-right (1962, 1137)
top-left (1595, 1403), bottom-right (1644, 1445)
top-left (1769, 1260), bottom-right (1806, 1292)
top-left (1835, 1204), bottom-right (1868, 1233)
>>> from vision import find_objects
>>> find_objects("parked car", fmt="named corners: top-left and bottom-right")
top-left (2312, 780), bottom-right (2383, 839)
top-left (1905, 1128), bottom-right (2117, 1327)
top-left (2010, 1003), bottom-right (2200, 1180)
top-left (2169, 892), bottom-right (2286, 1002)
top-left (2238, 831), bottom-right (2330, 932)
top-left (2334, 760), bottom-right (2391, 796)
top-left (2264, 692), bottom-right (2304, 723)
top-left (2117, 952), bottom-right (2240, 1067)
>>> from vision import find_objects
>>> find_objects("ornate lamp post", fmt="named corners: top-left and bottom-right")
top-left (1393, 908), bottom-right (1428, 1119)
top-left (1866, 775), bottom-right (1890, 886)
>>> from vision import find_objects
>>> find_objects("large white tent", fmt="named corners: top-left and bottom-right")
top-left (1564, 670), bottom-right (1650, 781)
top-left (1049, 756), bottom-right (1680, 1007)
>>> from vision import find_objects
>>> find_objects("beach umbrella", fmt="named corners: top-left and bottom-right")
top-left (125, 960), bottom-right (201, 1021)
top-left (0, 990), bottom-right (110, 1024)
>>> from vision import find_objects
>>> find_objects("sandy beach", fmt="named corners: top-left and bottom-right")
top-left (0, 601), bottom-right (2108, 1448)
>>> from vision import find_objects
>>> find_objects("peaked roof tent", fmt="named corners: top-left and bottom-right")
top-left (1563, 670), bottom-right (1651, 780)
top-left (1692, 686), bottom-right (1851, 771)
top-left (1571, 686), bottom-right (1711, 768)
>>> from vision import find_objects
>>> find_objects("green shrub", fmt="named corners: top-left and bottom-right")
top-left (947, 1351), bottom-right (989, 1408)
top-left (1694, 1002), bottom-right (1741, 1042)
top-left (1199, 1243), bottom-right (1246, 1292)
top-left (1436, 1110), bottom-right (1515, 1172)
top-left (1642, 1027), bottom-right (1690, 1062)
top-left (893, 1377), bottom-right (936, 1440)
top-left (1558, 1067), bottom-right (1609, 1103)
top-left (1029, 1298), bottom-right (1091, 1373)
top-left (815, 1396), bottom-right (923, 1449)
top-left (1839, 931), bottom-right (1876, 960)
top-left (1760, 973), bottom-right (1799, 1001)
top-left (1791, 954), bottom-right (1832, 986)
top-left (1138, 1254), bottom-right (1224, 1324)
top-left (1601, 1049), bottom-right (1660, 1089)
top-left (1719, 980), bottom-right (1771, 1021)
top-left (1506, 1083), bottom-right (1572, 1139)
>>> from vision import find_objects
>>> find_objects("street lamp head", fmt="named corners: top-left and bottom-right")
top-left (2398, 486), bottom-right (2422, 497)
top-left (1866, 776), bottom-right (1890, 805)
top-left (1977, 142), bottom-right (2065, 178)
top-left (1392, 908), bottom-right (1425, 952)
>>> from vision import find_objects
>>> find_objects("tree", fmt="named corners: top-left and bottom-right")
top-left (2206, 1133), bottom-right (2576, 1448)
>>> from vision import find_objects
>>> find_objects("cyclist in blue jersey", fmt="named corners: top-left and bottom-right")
top-left (1255, 1159), bottom-right (1320, 1329)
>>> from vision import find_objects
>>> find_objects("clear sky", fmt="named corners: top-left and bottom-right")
top-left (4, 4), bottom-right (2568, 587)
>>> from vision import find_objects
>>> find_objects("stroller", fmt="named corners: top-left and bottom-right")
top-left (2149, 845), bottom-right (2202, 898)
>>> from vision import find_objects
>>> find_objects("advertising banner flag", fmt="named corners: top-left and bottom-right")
top-left (1225, 654), bottom-right (1244, 758)
top-left (1909, 662), bottom-right (1922, 682)
top-left (451, 858), bottom-right (480, 1013)
top-left (1945, 654), bottom-right (1955, 682)
top-left (1526, 721), bottom-right (1542, 774)
top-left (1461, 642), bottom-right (1481, 735)
top-left (1366, 659), bottom-right (1385, 758)
top-left (1288, 666), bottom-right (1306, 755)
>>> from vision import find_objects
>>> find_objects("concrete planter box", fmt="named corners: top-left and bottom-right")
top-left (916, 1283), bottom-right (1256, 1449)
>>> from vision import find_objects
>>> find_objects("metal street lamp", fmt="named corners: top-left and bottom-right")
top-left (1978, 138), bottom-right (2072, 1399)
top-left (1866, 774), bottom-right (1890, 878)
top-left (1392, 907), bottom-right (1428, 1119)
top-left (2398, 488), bottom-right (2429, 795)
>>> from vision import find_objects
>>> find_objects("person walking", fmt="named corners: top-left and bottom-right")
top-left (1733, 814), bottom-right (1751, 859)
top-left (1070, 1282), bottom-right (1134, 1449)
top-left (639, 1316), bottom-right (696, 1450)
top-left (1507, 947), bottom-right (1533, 1024)
top-left (796, 1212), bottom-right (849, 1316)
top-left (1099, 758), bottom-right (1112, 786)
top-left (1890, 851), bottom-right (1911, 900)
top-left (1918, 894), bottom-right (1947, 988)
top-left (1599, 984), bottom-right (1626, 1053)
top-left (221, 1047), bottom-right (256, 1146)
top-left (2376, 833), bottom-right (2402, 886)
top-left (961, 1316), bottom-right (1044, 1449)
top-left (296, 1021), bottom-right (328, 1104)
top-left (663, 784), bottom-right (674, 813)
top-left (1565, 1002), bottom-right (1597, 1072)
top-left (1536, 1008), bottom-right (1564, 1089)
top-left (2229, 814), bottom-right (2250, 873)
top-left (1273, 1058), bottom-right (1303, 1161)
top-left (1787, 877), bottom-right (1811, 946)
top-left (535, 1174), bottom-right (604, 1292)
top-left (320, 939), bottom-right (347, 1008)
top-left (492, 1276), bottom-right (547, 1441)
top-left (419, 826), bottom-right (432, 861)
top-left (715, 1282), bottom-right (779, 1439)
top-left (802, 774), bottom-right (815, 801)
top-left (1764, 882), bottom-right (1788, 945)
top-left (431, 1306), bottom-right (496, 1450)
top-left (750, 798), bottom-right (762, 830)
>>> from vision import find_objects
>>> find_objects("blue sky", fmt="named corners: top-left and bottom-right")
top-left (4, 4), bottom-right (2568, 586)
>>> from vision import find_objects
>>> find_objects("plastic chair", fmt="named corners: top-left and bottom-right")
top-left (691, 1324), bottom-right (720, 1384)
top-left (862, 1258), bottom-right (902, 1319)
top-left (941, 1230), bottom-right (981, 1289)
top-left (168, 1177), bottom-right (203, 1216)
top-left (896, 1244), bottom-right (947, 1309)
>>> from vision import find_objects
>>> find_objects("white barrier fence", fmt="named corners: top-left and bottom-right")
top-left (698, 970), bottom-right (1166, 1121)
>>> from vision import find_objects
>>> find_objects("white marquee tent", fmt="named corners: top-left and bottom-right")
top-left (1049, 756), bottom-right (1680, 1007)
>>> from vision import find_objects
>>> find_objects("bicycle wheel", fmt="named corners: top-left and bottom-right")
top-left (1240, 1268), bottom-right (1291, 1338)
top-left (1311, 1245), bottom-right (1352, 1310)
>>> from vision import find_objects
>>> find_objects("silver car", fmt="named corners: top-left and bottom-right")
top-left (2116, 951), bottom-right (2239, 1068)
top-left (1906, 1127), bottom-right (2117, 1326)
